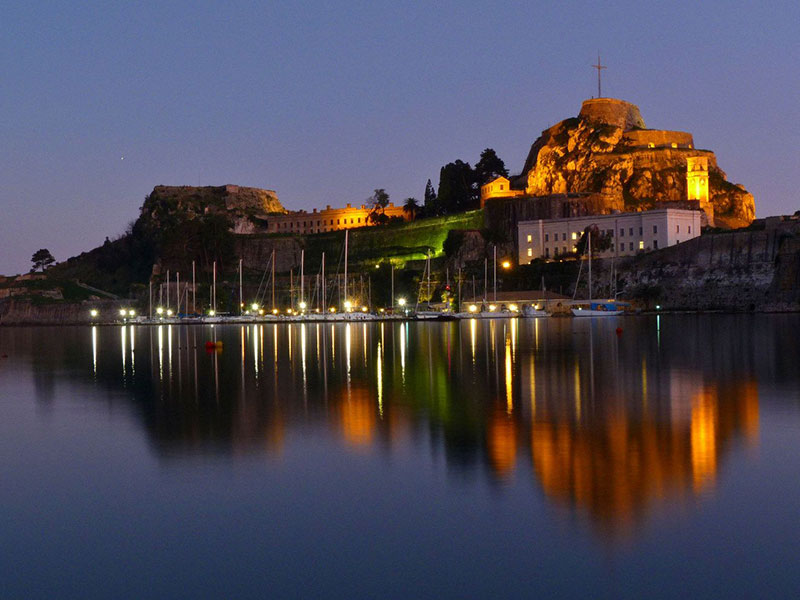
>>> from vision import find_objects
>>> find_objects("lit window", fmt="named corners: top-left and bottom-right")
top-left (571, 232), bottom-right (577, 240)
top-left (527, 248), bottom-right (532, 257)
top-left (639, 241), bottom-right (644, 250)
top-left (527, 234), bottom-right (532, 243)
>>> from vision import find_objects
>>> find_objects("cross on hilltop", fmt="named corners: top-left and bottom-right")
top-left (592, 53), bottom-right (606, 98)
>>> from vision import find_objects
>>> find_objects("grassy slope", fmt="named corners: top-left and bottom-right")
top-left (245, 211), bottom-right (484, 269)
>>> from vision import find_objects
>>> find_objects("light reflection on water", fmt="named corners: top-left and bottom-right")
top-left (1, 315), bottom-right (799, 597)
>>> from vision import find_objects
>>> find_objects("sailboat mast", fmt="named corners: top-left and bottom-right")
top-left (212, 261), bottom-right (216, 311)
top-left (300, 249), bottom-right (304, 307)
top-left (271, 250), bottom-right (275, 311)
top-left (321, 252), bottom-right (326, 310)
top-left (192, 260), bottom-right (196, 314)
top-left (239, 258), bottom-right (243, 315)
top-left (493, 245), bottom-right (497, 302)
top-left (343, 230), bottom-right (349, 306)
top-left (166, 269), bottom-right (170, 312)
top-left (177, 272), bottom-right (180, 315)
top-left (427, 251), bottom-right (431, 303)
top-left (588, 231), bottom-right (592, 303)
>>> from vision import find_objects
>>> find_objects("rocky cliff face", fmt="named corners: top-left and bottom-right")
top-left (512, 99), bottom-right (755, 228)
top-left (141, 185), bottom-right (286, 234)
top-left (583, 219), bottom-right (800, 311)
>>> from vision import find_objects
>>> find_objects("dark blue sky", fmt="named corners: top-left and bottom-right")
top-left (2, 1), bottom-right (798, 274)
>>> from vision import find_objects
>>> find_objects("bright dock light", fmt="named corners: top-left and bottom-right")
top-left (90, 309), bottom-right (98, 318)
top-left (397, 298), bottom-right (406, 307)
top-left (251, 303), bottom-right (260, 311)
top-left (299, 301), bottom-right (307, 310)
top-left (156, 307), bottom-right (164, 315)
top-left (468, 304), bottom-right (478, 313)
top-left (501, 260), bottom-right (511, 269)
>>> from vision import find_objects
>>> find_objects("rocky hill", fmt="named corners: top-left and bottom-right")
top-left (509, 98), bottom-right (755, 228)
top-left (141, 185), bottom-right (286, 235)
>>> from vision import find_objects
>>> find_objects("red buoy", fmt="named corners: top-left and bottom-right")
top-left (615, 327), bottom-right (623, 336)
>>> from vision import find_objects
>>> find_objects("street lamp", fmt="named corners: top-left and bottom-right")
top-left (251, 303), bottom-right (259, 312)
top-left (299, 301), bottom-right (307, 311)
top-left (156, 307), bottom-right (164, 315)
top-left (344, 300), bottom-right (352, 311)
top-left (501, 260), bottom-right (511, 270)
top-left (397, 297), bottom-right (406, 307)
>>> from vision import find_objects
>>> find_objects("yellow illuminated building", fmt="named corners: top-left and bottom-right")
top-left (267, 202), bottom-right (408, 235)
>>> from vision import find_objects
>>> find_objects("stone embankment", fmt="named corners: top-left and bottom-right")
top-left (589, 219), bottom-right (800, 311)
top-left (0, 299), bottom-right (125, 325)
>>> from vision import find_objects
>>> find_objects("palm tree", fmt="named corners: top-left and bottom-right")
top-left (403, 197), bottom-right (420, 220)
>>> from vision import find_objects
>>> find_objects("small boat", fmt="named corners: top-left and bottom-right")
top-left (572, 301), bottom-right (623, 317)
top-left (571, 229), bottom-right (625, 317)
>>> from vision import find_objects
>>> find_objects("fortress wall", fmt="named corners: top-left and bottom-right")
top-left (578, 98), bottom-right (646, 130)
top-left (622, 130), bottom-right (694, 148)
top-left (609, 224), bottom-right (800, 310)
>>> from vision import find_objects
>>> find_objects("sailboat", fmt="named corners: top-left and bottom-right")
top-left (521, 276), bottom-right (550, 318)
top-left (572, 230), bottom-right (624, 317)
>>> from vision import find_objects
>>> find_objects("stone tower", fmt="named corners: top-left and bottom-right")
top-left (687, 156), bottom-right (713, 225)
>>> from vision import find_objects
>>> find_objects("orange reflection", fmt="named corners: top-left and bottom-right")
top-left (530, 380), bottom-right (759, 535)
top-left (338, 387), bottom-right (376, 447)
top-left (488, 411), bottom-right (517, 477)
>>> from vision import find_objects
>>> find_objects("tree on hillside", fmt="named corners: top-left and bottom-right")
top-left (403, 197), bottom-right (420, 220)
top-left (474, 148), bottom-right (509, 186)
top-left (368, 188), bottom-right (390, 225)
top-left (31, 248), bottom-right (55, 272)
top-left (576, 224), bottom-right (613, 256)
top-left (437, 160), bottom-right (477, 214)
top-left (422, 179), bottom-right (438, 217)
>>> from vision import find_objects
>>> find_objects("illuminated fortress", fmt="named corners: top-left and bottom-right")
top-left (478, 98), bottom-right (747, 227)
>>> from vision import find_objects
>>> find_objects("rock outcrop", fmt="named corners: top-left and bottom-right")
top-left (508, 99), bottom-right (755, 229)
top-left (141, 185), bottom-right (286, 234)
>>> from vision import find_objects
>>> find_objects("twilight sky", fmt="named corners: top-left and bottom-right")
top-left (2, 1), bottom-right (799, 275)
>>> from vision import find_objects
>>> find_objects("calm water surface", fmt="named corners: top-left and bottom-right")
top-left (1, 316), bottom-right (799, 598)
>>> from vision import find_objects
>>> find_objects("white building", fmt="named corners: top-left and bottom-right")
top-left (518, 208), bottom-right (703, 263)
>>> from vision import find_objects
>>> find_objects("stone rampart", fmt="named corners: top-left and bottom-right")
top-left (578, 98), bottom-right (646, 130)
top-left (622, 129), bottom-right (694, 148)
top-left (605, 223), bottom-right (800, 311)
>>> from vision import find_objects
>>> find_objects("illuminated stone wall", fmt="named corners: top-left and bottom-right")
top-left (623, 129), bottom-right (694, 149)
top-left (266, 203), bottom-right (408, 235)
